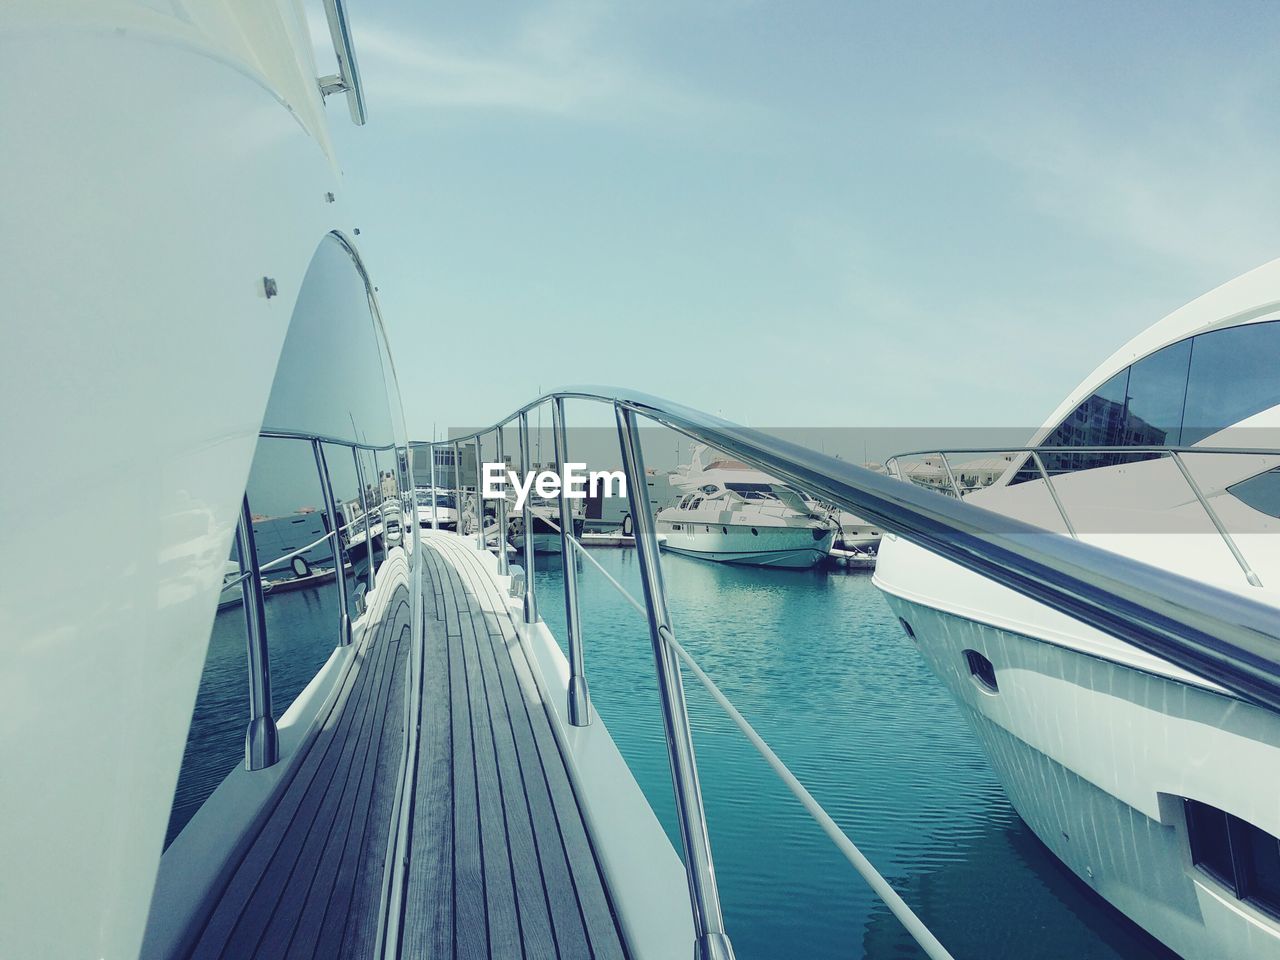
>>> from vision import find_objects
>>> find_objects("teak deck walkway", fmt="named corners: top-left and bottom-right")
top-left (179, 532), bottom-right (626, 959)
top-left (186, 584), bottom-right (412, 960)
top-left (401, 534), bottom-right (627, 959)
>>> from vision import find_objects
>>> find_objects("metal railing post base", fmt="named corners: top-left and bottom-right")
top-left (567, 676), bottom-right (592, 727)
top-left (696, 932), bottom-right (736, 960)
top-left (245, 715), bottom-right (279, 772)
top-left (339, 612), bottom-right (352, 647)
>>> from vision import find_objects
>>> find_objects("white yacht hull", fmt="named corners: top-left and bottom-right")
top-left (875, 543), bottom-right (1280, 960)
top-left (657, 522), bottom-right (834, 569)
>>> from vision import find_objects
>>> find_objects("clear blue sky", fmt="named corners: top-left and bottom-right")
top-left (315, 0), bottom-right (1280, 440)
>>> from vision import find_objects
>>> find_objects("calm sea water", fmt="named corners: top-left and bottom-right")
top-left (535, 549), bottom-right (1177, 960)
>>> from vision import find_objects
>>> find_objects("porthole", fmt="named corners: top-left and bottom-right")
top-left (722, 526), bottom-right (728, 534)
top-left (898, 617), bottom-right (915, 640)
top-left (963, 649), bottom-right (998, 693)
top-left (751, 527), bottom-right (759, 536)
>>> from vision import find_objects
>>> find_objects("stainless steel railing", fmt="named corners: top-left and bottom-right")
top-left (318, 0), bottom-right (367, 125)
top-left (886, 445), bottom-right (1279, 588)
top-left (229, 432), bottom-right (415, 771)
top-left (413, 386), bottom-right (1280, 960)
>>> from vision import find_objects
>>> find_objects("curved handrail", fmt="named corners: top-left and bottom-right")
top-left (414, 386), bottom-right (1280, 713)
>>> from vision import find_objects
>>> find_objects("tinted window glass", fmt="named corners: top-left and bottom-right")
top-left (1024, 319), bottom-right (1280, 482)
top-left (1186, 799), bottom-right (1235, 889)
top-left (1185, 797), bottom-right (1280, 917)
top-left (1227, 467), bottom-right (1280, 519)
top-left (1124, 338), bottom-right (1191, 446)
top-left (323, 442), bottom-right (367, 614)
top-left (1242, 825), bottom-right (1280, 916)
top-left (1182, 321), bottom-right (1280, 445)
top-left (1030, 369), bottom-right (1131, 479)
top-left (248, 437), bottom-right (342, 720)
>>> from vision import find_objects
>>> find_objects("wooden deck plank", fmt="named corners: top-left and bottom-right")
top-left (247, 610), bottom-right (399, 958)
top-left (184, 584), bottom-right (409, 960)
top-left (448, 548), bottom-right (588, 955)
top-left (452, 556), bottom-right (561, 958)
top-left (435, 543), bottom-right (590, 958)
top-left (295, 599), bottom-right (411, 960)
top-left (190, 616), bottom-right (390, 959)
top-left (402, 550), bottom-right (455, 958)
top-left (446, 542), bottom-right (627, 960)
top-left (331, 610), bottom-right (411, 959)
top-left (439, 549), bottom-right (489, 960)
top-left (396, 533), bottom-right (630, 959)
top-left (437, 538), bottom-right (620, 959)
top-left (438, 557), bottom-right (524, 958)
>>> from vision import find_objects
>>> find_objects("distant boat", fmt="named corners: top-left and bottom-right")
top-left (656, 447), bottom-right (836, 568)
top-left (415, 486), bottom-right (458, 530)
top-left (509, 502), bottom-right (585, 554)
top-left (831, 511), bottom-right (883, 555)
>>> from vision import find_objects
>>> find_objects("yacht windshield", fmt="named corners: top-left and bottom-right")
top-left (1015, 318), bottom-right (1280, 482)
top-left (726, 482), bottom-right (787, 502)
top-left (418, 490), bottom-right (456, 509)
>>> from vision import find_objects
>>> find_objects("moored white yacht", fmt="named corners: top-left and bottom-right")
top-left (414, 486), bottom-right (459, 530)
top-left (657, 448), bottom-right (837, 568)
top-left (876, 258), bottom-right (1280, 960)
top-left (833, 511), bottom-right (883, 554)
top-left (509, 500), bottom-right (586, 553)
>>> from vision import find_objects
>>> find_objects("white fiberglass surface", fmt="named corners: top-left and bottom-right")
top-left (0, 22), bottom-right (338, 960)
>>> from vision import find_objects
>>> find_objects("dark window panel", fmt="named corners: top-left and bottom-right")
top-left (1227, 467), bottom-right (1280, 519)
top-left (1125, 337), bottom-right (1191, 447)
top-left (1183, 321), bottom-right (1280, 445)
top-left (1186, 799), bottom-right (1237, 891)
top-left (1238, 817), bottom-right (1280, 917)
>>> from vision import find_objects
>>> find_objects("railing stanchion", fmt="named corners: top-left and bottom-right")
top-left (553, 398), bottom-right (591, 726)
top-left (475, 433), bottom-right (487, 552)
top-left (314, 440), bottom-right (352, 646)
top-left (429, 442), bottom-right (439, 532)
top-left (519, 412), bottom-right (539, 624)
top-left (937, 451), bottom-right (962, 498)
top-left (453, 440), bottom-right (463, 536)
top-left (354, 448), bottom-right (376, 591)
top-left (1170, 451), bottom-right (1262, 587)
top-left (495, 429), bottom-right (509, 574)
top-left (237, 495), bottom-right (279, 771)
top-left (1029, 451), bottom-right (1078, 540)
top-left (615, 402), bottom-right (735, 960)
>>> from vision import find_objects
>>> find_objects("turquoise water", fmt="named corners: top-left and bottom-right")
top-left (535, 549), bottom-right (1177, 960)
